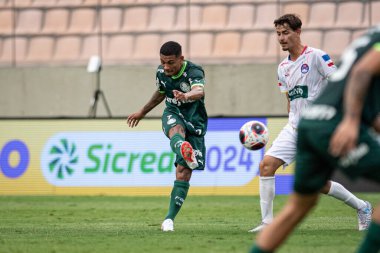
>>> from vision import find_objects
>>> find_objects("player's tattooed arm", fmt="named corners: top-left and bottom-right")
top-left (127, 91), bottom-right (165, 128)
top-left (140, 90), bottom-right (166, 115)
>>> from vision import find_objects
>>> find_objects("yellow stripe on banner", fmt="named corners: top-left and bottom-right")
top-left (0, 118), bottom-right (292, 196)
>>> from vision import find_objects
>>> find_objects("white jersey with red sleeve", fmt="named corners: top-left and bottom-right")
top-left (277, 46), bottom-right (337, 129)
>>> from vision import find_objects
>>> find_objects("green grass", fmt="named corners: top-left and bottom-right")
top-left (0, 193), bottom-right (378, 253)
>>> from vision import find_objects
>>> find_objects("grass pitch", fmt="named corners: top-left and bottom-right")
top-left (0, 193), bottom-right (378, 253)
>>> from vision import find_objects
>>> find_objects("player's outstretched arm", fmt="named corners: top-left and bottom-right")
top-left (329, 47), bottom-right (380, 157)
top-left (127, 91), bottom-right (165, 128)
top-left (173, 86), bottom-right (204, 102)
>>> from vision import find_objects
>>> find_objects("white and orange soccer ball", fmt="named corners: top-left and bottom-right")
top-left (239, 121), bottom-right (269, 150)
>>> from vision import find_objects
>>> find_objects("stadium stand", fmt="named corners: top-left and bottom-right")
top-left (307, 2), bottom-right (336, 28)
top-left (0, 0), bottom-right (378, 66)
top-left (0, 9), bottom-right (13, 34)
top-left (42, 8), bottom-right (70, 34)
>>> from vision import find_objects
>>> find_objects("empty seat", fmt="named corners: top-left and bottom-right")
top-left (80, 35), bottom-right (106, 61)
top-left (32, 0), bottom-right (58, 6)
top-left (281, 3), bottom-right (309, 24)
top-left (322, 30), bottom-right (351, 58)
top-left (15, 9), bottom-right (43, 34)
top-left (68, 8), bottom-right (96, 34)
top-left (101, 7), bottom-right (122, 33)
top-left (371, 1), bottom-right (380, 25)
top-left (175, 5), bottom-right (202, 30)
top-left (227, 4), bottom-right (254, 29)
top-left (213, 32), bottom-right (240, 57)
top-left (82, 0), bottom-right (102, 5)
top-left (108, 0), bottom-right (136, 4)
top-left (189, 32), bottom-right (213, 58)
top-left (335, 2), bottom-right (364, 28)
top-left (121, 6), bottom-right (149, 31)
top-left (133, 34), bottom-right (160, 60)
top-left (0, 9), bottom-right (14, 34)
top-left (57, 0), bottom-right (83, 5)
top-left (0, 37), bottom-right (28, 64)
top-left (267, 32), bottom-right (282, 59)
top-left (148, 6), bottom-right (176, 31)
top-left (161, 0), bottom-right (187, 3)
top-left (200, 4), bottom-right (228, 30)
top-left (42, 8), bottom-right (70, 34)
top-left (301, 30), bottom-right (323, 49)
top-left (104, 34), bottom-right (134, 61)
top-left (0, 0), bottom-right (11, 7)
top-left (0, 37), bottom-right (12, 64)
top-left (54, 36), bottom-right (81, 61)
top-left (26, 36), bottom-right (55, 62)
top-left (135, 0), bottom-right (163, 3)
top-left (254, 3), bottom-right (278, 28)
top-left (308, 2), bottom-right (336, 28)
top-left (240, 31), bottom-right (268, 57)
top-left (14, 0), bottom-right (33, 6)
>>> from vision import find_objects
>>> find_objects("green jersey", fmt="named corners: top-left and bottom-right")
top-left (156, 60), bottom-right (208, 135)
top-left (306, 25), bottom-right (380, 125)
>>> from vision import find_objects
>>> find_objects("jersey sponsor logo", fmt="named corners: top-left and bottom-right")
top-left (180, 82), bottom-right (191, 92)
top-left (288, 85), bottom-right (308, 101)
top-left (322, 54), bottom-right (335, 67)
top-left (339, 143), bottom-right (369, 168)
top-left (301, 63), bottom-right (309, 74)
top-left (165, 97), bottom-right (193, 106)
top-left (301, 104), bottom-right (336, 120)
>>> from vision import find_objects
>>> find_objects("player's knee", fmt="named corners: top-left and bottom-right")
top-left (259, 158), bottom-right (277, 177)
top-left (168, 125), bottom-right (185, 138)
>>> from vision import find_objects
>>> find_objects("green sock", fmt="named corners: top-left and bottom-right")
top-left (357, 221), bottom-right (380, 253)
top-left (170, 133), bottom-right (185, 157)
top-left (250, 245), bottom-right (272, 253)
top-left (165, 180), bottom-right (190, 220)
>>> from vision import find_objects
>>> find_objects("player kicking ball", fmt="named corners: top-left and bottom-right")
top-left (127, 41), bottom-right (208, 232)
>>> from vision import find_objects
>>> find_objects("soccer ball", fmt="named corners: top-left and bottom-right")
top-left (239, 121), bottom-right (269, 150)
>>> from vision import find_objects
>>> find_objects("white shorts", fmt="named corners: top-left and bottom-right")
top-left (265, 123), bottom-right (298, 166)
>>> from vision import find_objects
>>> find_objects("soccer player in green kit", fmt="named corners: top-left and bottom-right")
top-left (127, 41), bottom-right (207, 232)
top-left (251, 25), bottom-right (380, 253)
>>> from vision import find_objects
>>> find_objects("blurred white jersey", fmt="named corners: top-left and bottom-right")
top-left (277, 46), bottom-right (337, 129)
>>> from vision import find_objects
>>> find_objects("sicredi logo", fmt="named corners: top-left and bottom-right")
top-left (0, 140), bottom-right (29, 178)
top-left (41, 132), bottom-right (263, 187)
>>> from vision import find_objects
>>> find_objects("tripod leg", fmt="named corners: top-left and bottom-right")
top-left (99, 91), bottom-right (112, 118)
top-left (89, 90), bottom-right (100, 118)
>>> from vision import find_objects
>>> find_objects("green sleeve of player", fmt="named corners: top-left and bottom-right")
top-left (156, 68), bottom-right (165, 94)
top-left (188, 67), bottom-right (205, 89)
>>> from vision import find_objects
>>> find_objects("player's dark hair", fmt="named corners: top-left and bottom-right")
top-left (274, 14), bottom-right (302, 31)
top-left (160, 41), bottom-right (182, 57)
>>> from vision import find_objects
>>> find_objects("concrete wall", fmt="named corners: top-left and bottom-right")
top-left (0, 64), bottom-right (287, 118)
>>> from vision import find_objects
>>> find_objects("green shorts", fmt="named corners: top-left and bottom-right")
top-left (162, 109), bottom-right (206, 170)
top-left (294, 120), bottom-right (380, 194)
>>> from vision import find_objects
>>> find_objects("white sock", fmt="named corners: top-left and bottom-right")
top-left (259, 176), bottom-right (275, 224)
top-left (327, 181), bottom-right (366, 210)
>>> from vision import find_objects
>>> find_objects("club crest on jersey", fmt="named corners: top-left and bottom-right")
top-left (180, 82), bottom-right (191, 92)
top-left (301, 63), bottom-right (309, 74)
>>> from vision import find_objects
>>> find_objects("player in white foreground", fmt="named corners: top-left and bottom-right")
top-left (249, 13), bottom-right (372, 233)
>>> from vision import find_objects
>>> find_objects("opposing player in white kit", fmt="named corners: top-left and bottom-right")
top-left (249, 14), bottom-right (372, 233)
